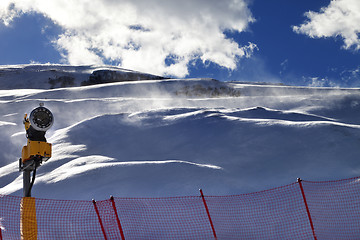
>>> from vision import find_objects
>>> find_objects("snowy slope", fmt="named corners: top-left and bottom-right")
top-left (0, 65), bottom-right (360, 200)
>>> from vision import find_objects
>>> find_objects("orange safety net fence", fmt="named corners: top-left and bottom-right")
top-left (0, 176), bottom-right (359, 239)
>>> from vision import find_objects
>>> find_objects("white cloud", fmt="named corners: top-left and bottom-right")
top-left (0, 0), bottom-right (256, 77)
top-left (293, 0), bottom-right (360, 51)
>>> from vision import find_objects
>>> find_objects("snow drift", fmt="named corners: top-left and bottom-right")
top-left (0, 65), bottom-right (360, 200)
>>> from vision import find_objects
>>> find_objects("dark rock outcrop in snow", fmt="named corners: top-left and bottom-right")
top-left (81, 69), bottom-right (167, 86)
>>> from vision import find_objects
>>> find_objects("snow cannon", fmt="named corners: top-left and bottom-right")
top-left (19, 104), bottom-right (54, 197)
top-left (21, 104), bottom-right (53, 165)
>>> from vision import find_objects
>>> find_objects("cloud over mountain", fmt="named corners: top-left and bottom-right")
top-left (0, 0), bottom-right (256, 77)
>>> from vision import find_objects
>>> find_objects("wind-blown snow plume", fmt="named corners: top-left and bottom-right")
top-left (293, 0), bottom-right (360, 51)
top-left (0, 0), bottom-right (256, 77)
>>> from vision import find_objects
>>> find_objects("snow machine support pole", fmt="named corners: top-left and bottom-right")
top-left (19, 104), bottom-right (53, 240)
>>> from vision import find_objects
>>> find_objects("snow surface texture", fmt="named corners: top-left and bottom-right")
top-left (0, 65), bottom-right (360, 200)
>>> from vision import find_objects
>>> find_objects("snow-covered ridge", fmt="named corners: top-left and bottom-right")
top-left (0, 64), bottom-right (165, 90)
top-left (0, 64), bottom-right (360, 200)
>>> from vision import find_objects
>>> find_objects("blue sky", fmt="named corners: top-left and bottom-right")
top-left (0, 0), bottom-right (359, 87)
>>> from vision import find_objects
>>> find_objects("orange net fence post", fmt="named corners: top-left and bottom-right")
top-left (110, 196), bottom-right (125, 240)
top-left (92, 200), bottom-right (108, 240)
top-left (298, 178), bottom-right (317, 240)
top-left (301, 176), bottom-right (360, 239)
top-left (200, 189), bottom-right (217, 240)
